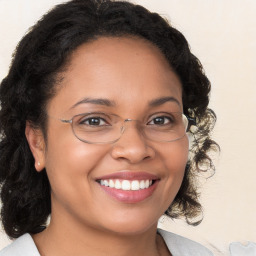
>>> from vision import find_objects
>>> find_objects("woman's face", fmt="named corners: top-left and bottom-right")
top-left (38, 37), bottom-right (188, 235)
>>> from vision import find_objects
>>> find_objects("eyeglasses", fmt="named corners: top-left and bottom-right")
top-left (58, 112), bottom-right (190, 144)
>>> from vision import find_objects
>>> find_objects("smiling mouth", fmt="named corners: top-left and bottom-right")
top-left (97, 179), bottom-right (156, 191)
top-left (95, 171), bottom-right (160, 203)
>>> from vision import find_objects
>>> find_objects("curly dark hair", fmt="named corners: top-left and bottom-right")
top-left (0, 0), bottom-right (218, 239)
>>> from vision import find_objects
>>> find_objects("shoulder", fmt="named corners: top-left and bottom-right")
top-left (0, 234), bottom-right (40, 256)
top-left (158, 229), bottom-right (213, 256)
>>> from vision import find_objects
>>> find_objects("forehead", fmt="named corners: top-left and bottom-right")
top-left (49, 36), bottom-right (183, 115)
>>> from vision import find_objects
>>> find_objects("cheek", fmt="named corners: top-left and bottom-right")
top-left (44, 129), bottom-right (109, 198)
top-left (156, 137), bottom-right (189, 202)
top-left (45, 122), bottom-right (109, 171)
top-left (161, 136), bottom-right (189, 174)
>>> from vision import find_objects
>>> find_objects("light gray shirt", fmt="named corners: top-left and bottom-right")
top-left (0, 229), bottom-right (213, 256)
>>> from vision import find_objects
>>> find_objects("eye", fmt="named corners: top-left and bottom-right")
top-left (148, 116), bottom-right (173, 125)
top-left (79, 116), bottom-right (109, 126)
top-left (86, 117), bottom-right (107, 125)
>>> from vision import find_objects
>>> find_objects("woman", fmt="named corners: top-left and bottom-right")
top-left (0, 0), bottom-right (218, 255)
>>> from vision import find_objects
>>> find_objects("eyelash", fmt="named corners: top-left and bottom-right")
top-left (79, 116), bottom-right (109, 126)
top-left (147, 116), bottom-right (173, 126)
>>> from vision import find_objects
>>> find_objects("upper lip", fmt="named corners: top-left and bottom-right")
top-left (95, 171), bottom-right (159, 181)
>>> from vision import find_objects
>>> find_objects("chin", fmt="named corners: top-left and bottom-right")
top-left (96, 209), bottom-right (160, 236)
top-left (104, 222), bottom-right (157, 236)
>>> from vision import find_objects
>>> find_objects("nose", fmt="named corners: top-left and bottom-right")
top-left (110, 119), bottom-right (155, 164)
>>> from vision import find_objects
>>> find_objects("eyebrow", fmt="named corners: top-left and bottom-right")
top-left (70, 97), bottom-right (116, 109)
top-left (70, 96), bottom-right (181, 110)
top-left (148, 96), bottom-right (181, 108)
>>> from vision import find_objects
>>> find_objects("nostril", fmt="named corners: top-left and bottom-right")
top-left (143, 155), bottom-right (151, 160)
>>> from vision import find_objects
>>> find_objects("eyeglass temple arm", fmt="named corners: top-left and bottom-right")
top-left (187, 117), bottom-right (197, 131)
top-left (60, 119), bottom-right (72, 124)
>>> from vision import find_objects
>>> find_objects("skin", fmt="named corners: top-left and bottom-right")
top-left (26, 37), bottom-right (189, 256)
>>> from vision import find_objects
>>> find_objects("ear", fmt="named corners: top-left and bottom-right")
top-left (25, 121), bottom-right (46, 172)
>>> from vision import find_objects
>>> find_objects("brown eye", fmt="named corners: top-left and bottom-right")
top-left (80, 117), bottom-right (108, 126)
top-left (87, 118), bottom-right (101, 125)
top-left (148, 116), bottom-right (172, 125)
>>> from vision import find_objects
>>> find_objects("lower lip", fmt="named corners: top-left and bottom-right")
top-left (98, 181), bottom-right (159, 203)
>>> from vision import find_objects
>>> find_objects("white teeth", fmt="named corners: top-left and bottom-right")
top-left (131, 180), bottom-right (140, 190)
top-left (109, 179), bottom-right (115, 188)
top-left (100, 179), bottom-right (153, 191)
top-left (122, 180), bottom-right (131, 190)
top-left (115, 179), bottom-right (121, 189)
top-left (140, 180), bottom-right (145, 189)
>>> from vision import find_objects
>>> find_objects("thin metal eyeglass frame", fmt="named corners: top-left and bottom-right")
top-left (59, 112), bottom-right (192, 144)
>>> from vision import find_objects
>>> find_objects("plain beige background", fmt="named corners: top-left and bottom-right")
top-left (0, 0), bottom-right (255, 255)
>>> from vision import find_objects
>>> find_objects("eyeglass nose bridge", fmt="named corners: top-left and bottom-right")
top-left (120, 118), bottom-right (143, 135)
